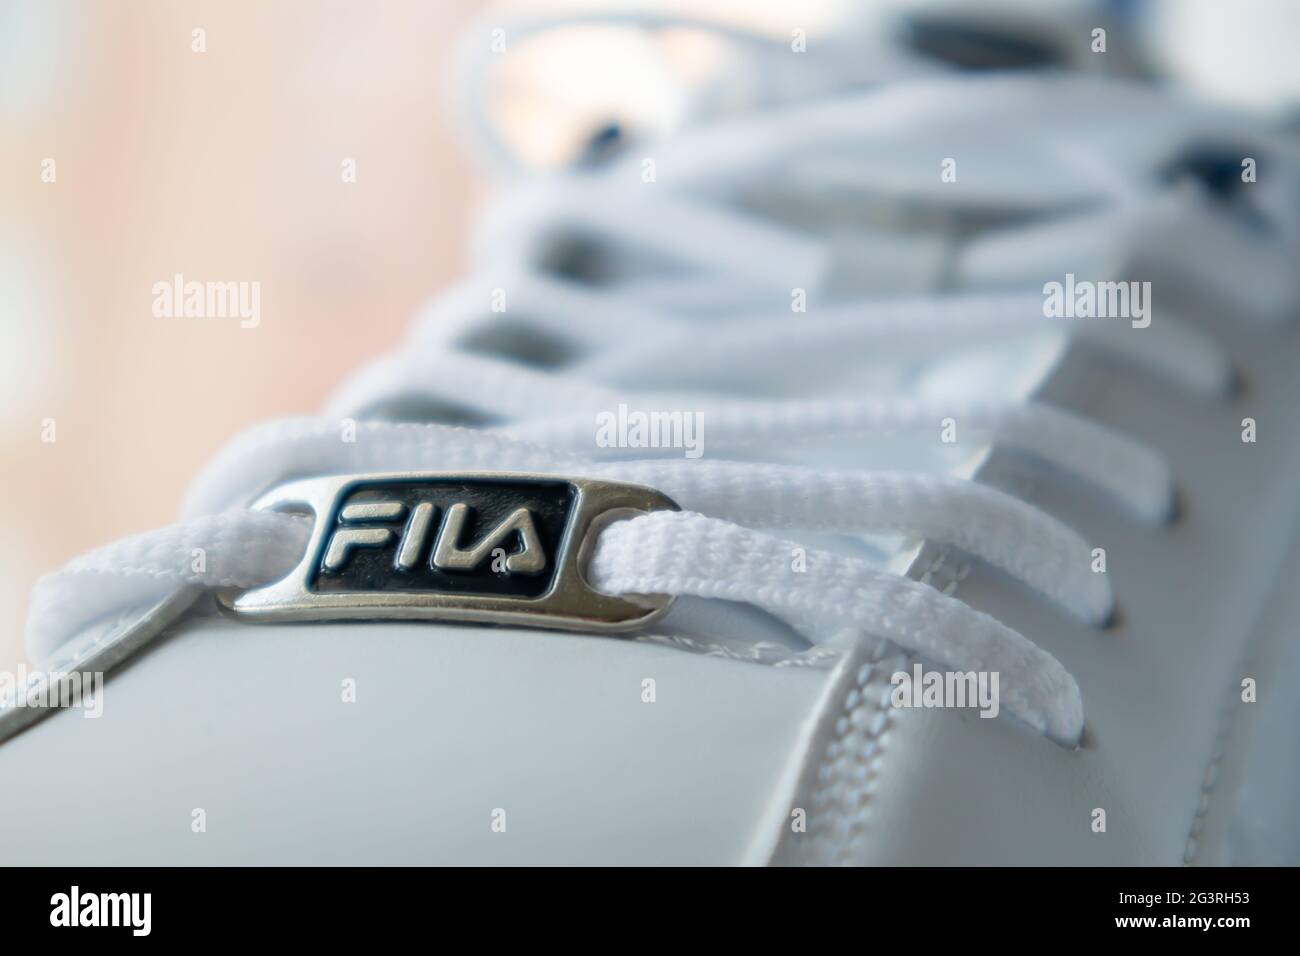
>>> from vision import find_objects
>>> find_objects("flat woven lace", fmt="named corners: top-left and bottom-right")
top-left (24, 12), bottom-right (1299, 748)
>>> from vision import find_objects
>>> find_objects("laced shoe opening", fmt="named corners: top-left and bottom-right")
top-left (898, 14), bottom-right (1065, 72)
top-left (456, 321), bottom-right (579, 369)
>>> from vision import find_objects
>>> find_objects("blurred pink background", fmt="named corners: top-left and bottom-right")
top-left (1, 0), bottom-right (480, 669)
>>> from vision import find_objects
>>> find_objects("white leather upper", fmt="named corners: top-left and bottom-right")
top-left (773, 299), bottom-right (1300, 865)
top-left (0, 614), bottom-right (826, 865)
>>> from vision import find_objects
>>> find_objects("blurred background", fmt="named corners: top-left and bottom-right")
top-left (3, 0), bottom-right (1299, 672)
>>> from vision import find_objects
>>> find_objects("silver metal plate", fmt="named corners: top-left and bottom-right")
top-left (220, 472), bottom-right (679, 633)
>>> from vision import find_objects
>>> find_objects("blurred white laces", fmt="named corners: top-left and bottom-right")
top-left (24, 12), bottom-right (1300, 750)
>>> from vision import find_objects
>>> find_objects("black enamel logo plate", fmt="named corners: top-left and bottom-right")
top-left (220, 472), bottom-right (679, 633)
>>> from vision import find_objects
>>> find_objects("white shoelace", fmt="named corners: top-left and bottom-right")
top-left (24, 11), bottom-right (1300, 750)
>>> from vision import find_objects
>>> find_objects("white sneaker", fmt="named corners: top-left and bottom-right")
top-left (3, 7), bottom-right (1299, 867)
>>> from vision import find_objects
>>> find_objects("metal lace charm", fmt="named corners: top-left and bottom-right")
top-left (220, 472), bottom-right (679, 632)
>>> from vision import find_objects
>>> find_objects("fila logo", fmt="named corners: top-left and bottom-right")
top-left (308, 478), bottom-right (573, 600)
top-left (323, 500), bottom-right (547, 575)
top-left (223, 472), bottom-right (680, 633)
